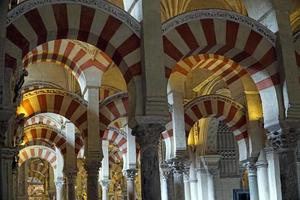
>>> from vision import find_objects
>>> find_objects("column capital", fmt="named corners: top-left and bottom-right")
top-left (160, 162), bottom-right (172, 180)
top-left (167, 158), bottom-right (186, 175)
top-left (266, 122), bottom-right (300, 152)
top-left (243, 161), bottom-right (257, 177)
top-left (132, 123), bottom-right (165, 146)
top-left (123, 168), bottom-right (137, 181)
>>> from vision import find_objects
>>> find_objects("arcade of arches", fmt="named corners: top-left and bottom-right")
top-left (1, 0), bottom-right (300, 200)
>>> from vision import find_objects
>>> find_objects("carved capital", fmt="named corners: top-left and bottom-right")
top-left (132, 123), bottom-right (165, 147)
top-left (267, 121), bottom-right (300, 152)
top-left (160, 162), bottom-right (172, 180)
top-left (243, 161), bottom-right (257, 177)
top-left (123, 168), bottom-right (137, 181)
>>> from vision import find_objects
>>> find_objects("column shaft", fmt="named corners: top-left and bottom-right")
top-left (279, 149), bottom-right (299, 200)
top-left (207, 173), bottom-right (215, 200)
top-left (246, 162), bottom-right (259, 200)
top-left (100, 180), bottom-right (109, 200)
top-left (55, 178), bottom-right (64, 200)
top-left (266, 148), bottom-right (282, 200)
top-left (256, 150), bottom-right (270, 200)
top-left (183, 172), bottom-right (191, 200)
top-left (85, 86), bottom-right (102, 200)
top-left (66, 172), bottom-right (76, 200)
top-left (0, 147), bottom-right (16, 200)
top-left (133, 125), bottom-right (163, 200)
top-left (124, 168), bottom-right (137, 200)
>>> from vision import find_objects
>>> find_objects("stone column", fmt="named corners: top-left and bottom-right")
top-left (269, 125), bottom-right (299, 200)
top-left (265, 147), bottom-right (282, 200)
top-left (203, 156), bottom-right (221, 200)
top-left (85, 163), bottom-right (101, 200)
top-left (65, 170), bottom-right (77, 200)
top-left (17, 163), bottom-right (28, 200)
top-left (196, 168), bottom-right (206, 200)
top-left (123, 168), bottom-right (137, 200)
top-left (100, 179), bottom-right (109, 200)
top-left (169, 91), bottom-right (187, 158)
top-left (85, 83), bottom-right (103, 200)
top-left (189, 159), bottom-right (198, 200)
top-left (245, 161), bottom-right (259, 200)
top-left (0, 147), bottom-right (16, 200)
top-left (0, 0), bottom-right (9, 106)
top-left (55, 177), bottom-right (64, 200)
top-left (279, 147), bottom-right (299, 200)
top-left (169, 160), bottom-right (185, 200)
top-left (64, 122), bottom-right (77, 200)
top-left (160, 162), bottom-right (174, 200)
top-left (256, 150), bottom-right (270, 200)
top-left (132, 124), bottom-right (164, 200)
top-left (183, 167), bottom-right (191, 200)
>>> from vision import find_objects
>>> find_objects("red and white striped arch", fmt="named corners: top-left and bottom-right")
top-left (162, 10), bottom-right (280, 132)
top-left (174, 55), bottom-right (248, 85)
top-left (99, 93), bottom-right (128, 132)
top-left (23, 125), bottom-right (67, 154)
top-left (184, 94), bottom-right (249, 160)
top-left (18, 146), bottom-right (57, 169)
top-left (102, 128), bottom-right (127, 154)
top-left (18, 89), bottom-right (88, 136)
top-left (25, 115), bottom-right (61, 129)
top-left (23, 40), bottom-right (113, 93)
top-left (6, 2), bottom-right (141, 85)
top-left (100, 86), bottom-right (122, 101)
top-left (24, 140), bottom-right (54, 150)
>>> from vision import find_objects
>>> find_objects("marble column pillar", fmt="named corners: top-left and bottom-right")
top-left (124, 168), bottom-right (137, 200)
top-left (65, 170), bottom-right (76, 200)
top-left (17, 163), bottom-right (28, 200)
top-left (189, 160), bottom-right (198, 200)
top-left (256, 150), bottom-right (270, 200)
top-left (265, 147), bottom-right (282, 200)
top-left (100, 179), bottom-right (109, 200)
top-left (85, 85), bottom-right (103, 200)
top-left (169, 160), bottom-right (185, 200)
top-left (85, 163), bottom-right (100, 200)
top-left (55, 177), bottom-right (64, 200)
top-left (160, 162), bottom-right (174, 200)
top-left (0, 0), bottom-right (9, 106)
top-left (245, 161), bottom-right (259, 200)
top-left (183, 167), bottom-right (191, 200)
top-left (0, 147), bottom-right (16, 200)
top-left (196, 168), bottom-right (206, 200)
top-left (132, 124), bottom-right (164, 200)
top-left (279, 148), bottom-right (299, 200)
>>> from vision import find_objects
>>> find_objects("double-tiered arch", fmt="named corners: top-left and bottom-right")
top-left (7, 0), bottom-right (143, 118)
top-left (162, 9), bottom-right (281, 133)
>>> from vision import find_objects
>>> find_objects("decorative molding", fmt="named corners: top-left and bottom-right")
top-left (7, 0), bottom-right (141, 36)
top-left (162, 9), bottom-right (276, 44)
top-left (123, 168), bottom-right (137, 181)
